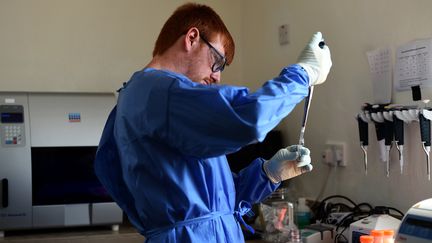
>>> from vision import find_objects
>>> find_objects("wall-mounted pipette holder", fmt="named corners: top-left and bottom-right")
top-left (357, 102), bottom-right (432, 180)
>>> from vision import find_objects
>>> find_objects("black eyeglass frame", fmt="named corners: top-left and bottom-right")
top-left (201, 36), bottom-right (227, 73)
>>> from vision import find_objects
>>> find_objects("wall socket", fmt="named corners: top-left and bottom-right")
top-left (278, 24), bottom-right (289, 45)
top-left (322, 142), bottom-right (347, 167)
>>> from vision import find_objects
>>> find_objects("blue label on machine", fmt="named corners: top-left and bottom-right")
top-left (68, 113), bottom-right (81, 122)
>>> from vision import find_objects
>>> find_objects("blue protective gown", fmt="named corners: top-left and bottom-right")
top-left (94, 65), bottom-right (309, 242)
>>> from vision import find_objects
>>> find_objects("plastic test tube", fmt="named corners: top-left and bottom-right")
top-left (360, 235), bottom-right (374, 243)
top-left (383, 229), bottom-right (395, 243)
top-left (371, 229), bottom-right (384, 243)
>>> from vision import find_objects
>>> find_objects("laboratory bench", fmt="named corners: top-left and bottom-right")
top-left (0, 223), bottom-right (144, 243)
top-left (0, 224), bottom-right (268, 243)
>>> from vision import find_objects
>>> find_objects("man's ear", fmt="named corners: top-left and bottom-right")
top-left (184, 27), bottom-right (200, 51)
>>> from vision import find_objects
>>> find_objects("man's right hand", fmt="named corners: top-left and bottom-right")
top-left (297, 32), bottom-right (332, 86)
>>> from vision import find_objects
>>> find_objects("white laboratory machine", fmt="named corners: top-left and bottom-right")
top-left (396, 198), bottom-right (432, 242)
top-left (349, 213), bottom-right (401, 243)
top-left (0, 92), bottom-right (122, 236)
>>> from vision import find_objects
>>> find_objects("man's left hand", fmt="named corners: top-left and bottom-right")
top-left (263, 145), bottom-right (313, 184)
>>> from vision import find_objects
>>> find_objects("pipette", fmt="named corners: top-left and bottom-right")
top-left (296, 40), bottom-right (325, 166)
top-left (370, 110), bottom-right (386, 163)
top-left (297, 86), bottom-right (314, 167)
top-left (393, 112), bottom-right (405, 174)
top-left (298, 86), bottom-right (314, 147)
top-left (383, 111), bottom-right (394, 177)
top-left (357, 113), bottom-right (369, 175)
top-left (419, 112), bottom-right (431, 180)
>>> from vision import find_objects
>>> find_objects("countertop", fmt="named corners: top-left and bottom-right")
top-left (0, 224), bottom-right (143, 243)
top-left (0, 225), bottom-right (268, 243)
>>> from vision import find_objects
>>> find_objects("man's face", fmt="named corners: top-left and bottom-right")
top-left (186, 34), bottom-right (226, 85)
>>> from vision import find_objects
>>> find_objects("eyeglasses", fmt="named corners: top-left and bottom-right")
top-left (201, 36), bottom-right (227, 73)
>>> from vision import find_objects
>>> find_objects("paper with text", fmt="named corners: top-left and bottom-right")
top-left (395, 38), bottom-right (432, 91)
top-left (366, 47), bottom-right (392, 104)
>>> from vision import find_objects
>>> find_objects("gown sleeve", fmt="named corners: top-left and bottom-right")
top-left (165, 64), bottom-right (309, 158)
top-left (232, 158), bottom-right (280, 205)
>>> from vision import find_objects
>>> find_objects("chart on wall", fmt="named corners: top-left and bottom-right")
top-left (394, 38), bottom-right (432, 91)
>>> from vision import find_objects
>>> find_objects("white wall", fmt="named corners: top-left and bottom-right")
top-left (241, 0), bottom-right (432, 213)
top-left (0, 0), bottom-right (243, 92)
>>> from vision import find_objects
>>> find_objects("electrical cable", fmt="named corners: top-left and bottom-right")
top-left (308, 194), bottom-right (404, 243)
top-left (334, 213), bottom-right (354, 243)
top-left (320, 195), bottom-right (358, 207)
top-left (330, 203), bottom-right (354, 212)
top-left (334, 231), bottom-right (349, 243)
top-left (335, 213), bottom-right (354, 232)
top-left (353, 202), bottom-right (373, 213)
top-left (312, 164), bottom-right (333, 204)
top-left (312, 195), bottom-right (358, 223)
top-left (387, 206), bottom-right (404, 218)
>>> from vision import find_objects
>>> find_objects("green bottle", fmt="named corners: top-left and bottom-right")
top-left (295, 198), bottom-right (311, 229)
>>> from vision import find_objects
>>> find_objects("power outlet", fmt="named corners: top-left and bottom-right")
top-left (322, 142), bottom-right (347, 167)
top-left (322, 148), bottom-right (335, 166)
top-left (278, 24), bottom-right (289, 45)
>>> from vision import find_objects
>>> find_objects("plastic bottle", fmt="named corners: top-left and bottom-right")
top-left (382, 229), bottom-right (394, 243)
top-left (360, 235), bottom-right (374, 243)
top-left (370, 230), bottom-right (384, 243)
top-left (295, 197), bottom-right (311, 229)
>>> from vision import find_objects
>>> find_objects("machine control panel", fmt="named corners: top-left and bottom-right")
top-left (0, 105), bottom-right (26, 147)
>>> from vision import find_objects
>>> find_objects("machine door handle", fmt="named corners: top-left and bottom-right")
top-left (1, 178), bottom-right (8, 208)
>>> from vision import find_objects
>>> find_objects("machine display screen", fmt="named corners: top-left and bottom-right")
top-left (1, 112), bottom-right (23, 123)
top-left (31, 146), bottom-right (113, 205)
top-left (399, 215), bottom-right (432, 240)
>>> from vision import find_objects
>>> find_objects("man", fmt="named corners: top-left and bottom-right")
top-left (95, 2), bottom-right (331, 243)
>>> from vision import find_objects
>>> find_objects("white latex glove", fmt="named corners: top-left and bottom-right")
top-left (263, 145), bottom-right (313, 184)
top-left (297, 32), bottom-right (332, 86)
